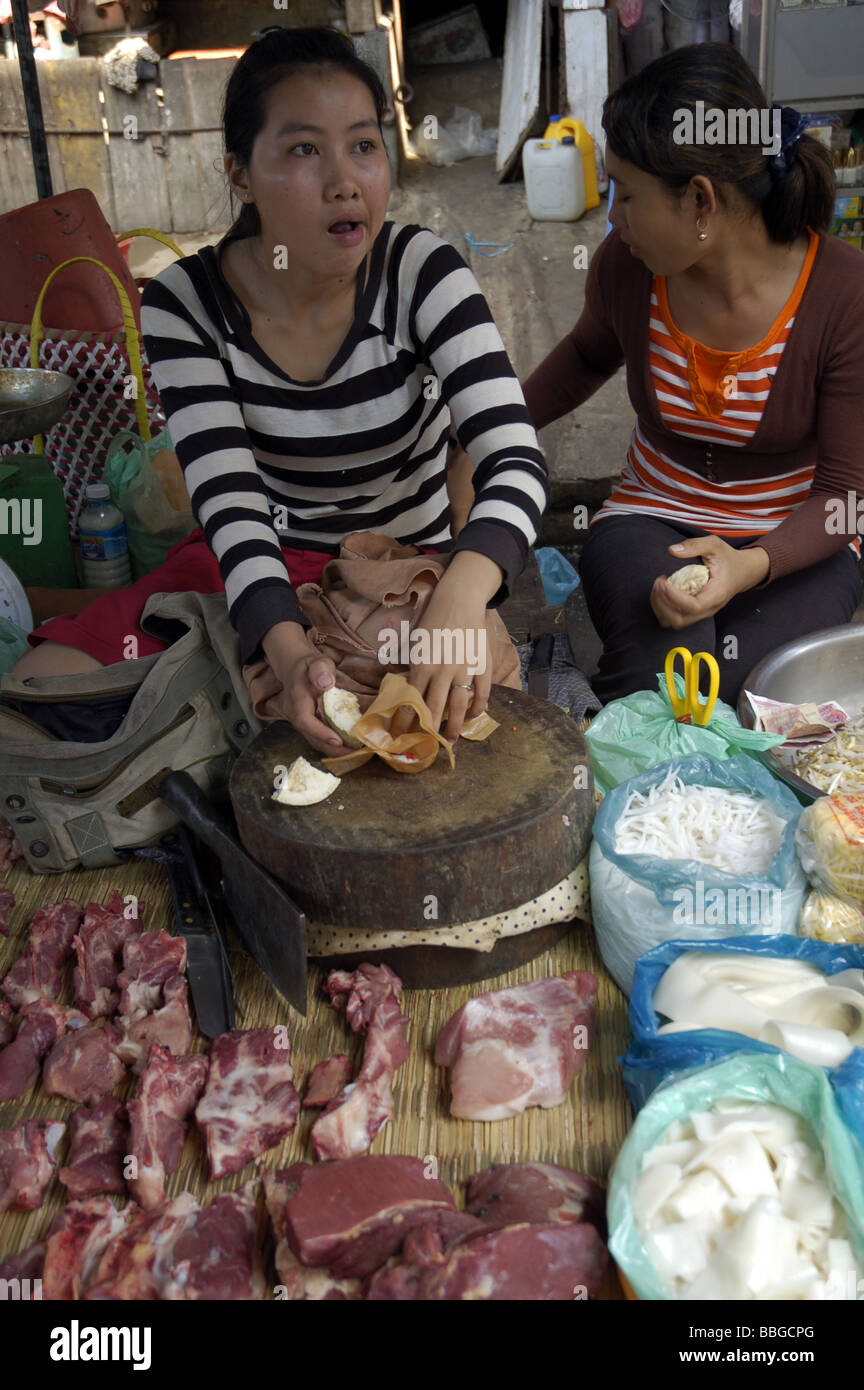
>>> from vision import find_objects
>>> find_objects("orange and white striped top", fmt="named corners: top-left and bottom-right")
top-left (596, 231), bottom-right (819, 536)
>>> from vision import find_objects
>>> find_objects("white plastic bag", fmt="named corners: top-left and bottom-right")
top-left (412, 106), bottom-right (498, 166)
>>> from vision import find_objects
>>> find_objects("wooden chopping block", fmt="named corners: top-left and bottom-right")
top-left (229, 686), bottom-right (594, 937)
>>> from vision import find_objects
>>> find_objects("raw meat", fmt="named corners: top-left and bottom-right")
top-left (263, 1156), bottom-right (456, 1278)
top-left (0, 1241), bottom-right (46, 1287)
top-left (160, 1188), bottom-right (265, 1301)
top-left (42, 1019), bottom-right (126, 1105)
top-left (416, 1222), bottom-right (608, 1300)
top-left (0, 998), bottom-right (84, 1102)
top-left (0, 1001), bottom-right (13, 1048)
top-left (303, 1054), bottom-right (353, 1107)
top-left (312, 966), bottom-right (410, 1161)
top-left (0, 1118), bottom-right (65, 1213)
top-left (0, 887), bottom-right (14, 936)
top-left (195, 1028), bottom-right (299, 1179)
top-left (58, 1098), bottom-right (128, 1198)
top-left (127, 1044), bottom-right (209, 1209)
top-left (325, 962), bottom-right (403, 1033)
top-left (1, 900), bottom-right (83, 1008)
top-left (434, 971), bottom-right (599, 1120)
top-left (466, 1163), bottom-right (607, 1237)
top-left (115, 933), bottom-right (191, 1071)
top-left (273, 1243), bottom-right (362, 1301)
top-left (0, 821), bottom-right (22, 876)
top-left (42, 1197), bottom-right (130, 1300)
top-left (73, 891), bottom-right (142, 1018)
top-left (364, 1211), bottom-right (485, 1299)
top-left (84, 1192), bottom-right (198, 1300)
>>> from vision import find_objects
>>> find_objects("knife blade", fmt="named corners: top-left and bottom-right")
top-left (163, 843), bottom-right (234, 1039)
top-left (160, 771), bottom-right (308, 1016)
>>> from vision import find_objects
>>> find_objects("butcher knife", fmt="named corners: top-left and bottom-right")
top-left (160, 771), bottom-right (308, 1016)
top-left (527, 632), bottom-right (554, 700)
top-left (163, 827), bottom-right (235, 1039)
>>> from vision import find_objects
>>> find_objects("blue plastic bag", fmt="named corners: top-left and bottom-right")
top-left (622, 933), bottom-right (864, 1110)
top-left (608, 1052), bottom-right (864, 1300)
top-left (534, 547), bottom-right (580, 606)
top-left (590, 753), bottom-right (807, 995)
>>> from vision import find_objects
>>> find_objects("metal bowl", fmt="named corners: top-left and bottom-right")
top-left (738, 622), bottom-right (864, 801)
top-left (0, 368), bottom-right (75, 445)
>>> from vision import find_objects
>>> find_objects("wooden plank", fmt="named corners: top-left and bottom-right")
top-left (168, 58), bottom-right (237, 232)
top-left (0, 62), bottom-right (38, 215)
top-left (37, 59), bottom-right (114, 225)
top-left (562, 7), bottom-right (617, 153)
top-left (101, 66), bottom-right (171, 233)
top-left (159, 58), bottom-right (211, 232)
top-left (496, 0), bottom-right (544, 180)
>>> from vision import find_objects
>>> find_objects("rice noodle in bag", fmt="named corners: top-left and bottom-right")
top-left (796, 796), bottom-right (864, 908)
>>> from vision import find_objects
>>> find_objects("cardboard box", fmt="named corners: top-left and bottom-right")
top-left (832, 195), bottom-right (863, 250)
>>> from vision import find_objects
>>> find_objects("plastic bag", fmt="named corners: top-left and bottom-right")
top-left (105, 427), bottom-right (195, 580)
top-left (585, 672), bottom-right (784, 796)
top-left (535, 547), bottom-right (580, 605)
top-left (799, 886), bottom-right (864, 944)
top-left (621, 933), bottom-right (864, 1110)
top-left (608, 1052), bottom-right (864, 1300)
top-left (0, 617), bottom-right (30, 675)
top-left (796, 795), bottom-right (864, 907)
top-left (412, 106), bottom-right (498, 166)
top-left (590, 753), bottom-right (807, 995)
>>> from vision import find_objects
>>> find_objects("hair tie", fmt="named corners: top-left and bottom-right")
top-left (769, 106), bottom-right (809, 180)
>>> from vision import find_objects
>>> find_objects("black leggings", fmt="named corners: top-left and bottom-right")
top-left (579, 516), bottom-right (862, 707)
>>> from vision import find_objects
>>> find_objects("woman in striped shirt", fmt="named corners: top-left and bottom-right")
top-left (523, 44), bottom-right (864, 706)
top-left (17, 27), bottom-right (547, 751)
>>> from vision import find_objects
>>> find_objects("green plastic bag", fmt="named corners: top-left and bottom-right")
top-left (585, 673), bottom-right (784, 795)
top-left (608, 1052), bottom-right (864, 1300)
top-left (105, 427), bottom-right (195, 581)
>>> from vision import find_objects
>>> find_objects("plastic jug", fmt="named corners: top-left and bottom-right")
top-left (544, 115), bottom-right (601, 210)
top-left (523, 137), bottom-right (587, 221)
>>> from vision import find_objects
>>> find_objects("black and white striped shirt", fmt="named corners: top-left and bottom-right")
top-left (141, 221), bottom-right (548, 662)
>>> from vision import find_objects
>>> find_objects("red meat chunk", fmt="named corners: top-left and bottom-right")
top-left (0, 999), bottom-right (84, 1102)
top-left (115, 932), bottom-right (191, 1071)
top-left (303, 1054), bottom-right (353, 1108)
top-left (418, 1222), bottom-right (608, 1300)
top-left (73, 891), bottom-right (143, 1018)
top-left (42, 1019), bottom-right (126, 1106)
top-left (466, 1162), bottom-right (607, 1238)
top-left (42, 1197), bottom-right (130, 1300)
top-left (0, 1118), bottom-right (65, 1213)
top-left (1, 900), bottom-right (83, 1009)
top-left (195, 1028), bottom-right (299, 1179)
top-left (58, 1098), bottom-right (128, 1199)
top-left (159, 1188), bottom-right (264, 1301)
top-left (127, 1044), bottom-right (209, 1209)
top-left (325, 962), bottom-right (403, 1034)
top-left (84, 1192), bottom-right (198, 1300)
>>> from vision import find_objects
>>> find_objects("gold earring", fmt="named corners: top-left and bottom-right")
top-left (696, 217), bottom-right (708, 241)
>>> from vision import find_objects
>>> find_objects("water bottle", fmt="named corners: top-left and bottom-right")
top-left (79, 483), bottom-right (131, 588)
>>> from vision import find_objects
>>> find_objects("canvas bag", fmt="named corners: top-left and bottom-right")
top-left (0, 590), bottom-right (260, 873)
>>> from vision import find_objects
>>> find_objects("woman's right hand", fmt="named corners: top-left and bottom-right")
top-left (260, 621), bottom-right (349, 755)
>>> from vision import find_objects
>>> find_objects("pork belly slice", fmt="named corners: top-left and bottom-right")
top-left (83, 1191), bottom-right (199, 1300)
top-left (59, 1098), bottom-right (128, 1199)
top-left (0, 1001), bottom-right (13, 1048)
top-left (0, 1118), bottom-right (65, 1213)
top-left (419, 1222), bottom-right (608, 1301)
top-left (195, 1028), bottom-right (299, 1179)
top-left (0, 887), bottom-right (14, 937)
top-left (0, 1241), bottom-right (46, 1286)
top-left (73, 891), bottom-right (143, 1019)
top-left (0, 999), bottom-right (85, 1102)
top-left (42, 1018), bottom-right (126, 1106)
top-left (466, 1163), bottom-right (607, 1238)
top-left (434, 971), bottom-right (599, 1121)
top-left (303, 1054), bottom-right (353, 1108)
top-left (325, 962), bottom-right (403, 1034)
top-left (114, 931), bottom-right (191, 1072)
top-left (160, 1187), bottom-right (265, 1301)
top-left (128, 1044), bottom-right (209, 1210)
top-left (263, 1156), bottom-right (457, 1279)
top-left (42, 1197), bottom-right (130, 1301)
top-left (311, 993), bottom-right (409, 1161)
top-left (1, 900), bottom-right (83, 1009)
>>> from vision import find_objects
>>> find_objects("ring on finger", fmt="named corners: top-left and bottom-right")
top-left (454, 682), bottom-right (474, 693)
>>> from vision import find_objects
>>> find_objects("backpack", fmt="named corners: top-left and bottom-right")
top-left (0, 591), bottom-right (260, 873)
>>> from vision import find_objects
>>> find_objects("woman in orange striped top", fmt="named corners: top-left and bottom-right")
top-left (523, 44), bottom-right (864, 706)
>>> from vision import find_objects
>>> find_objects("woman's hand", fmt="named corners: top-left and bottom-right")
top-left (650, 535), bottom-right (771, 629)
top-left (390, 551), bottom-right (503, 741)
top-left (260, 621), bottom-right (349, 755)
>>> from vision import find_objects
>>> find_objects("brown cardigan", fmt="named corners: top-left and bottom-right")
top-left (522, 228), bottom-right (864, 581)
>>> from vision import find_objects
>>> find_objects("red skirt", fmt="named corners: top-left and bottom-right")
top-left (31, 528), bottom-right (334, 665)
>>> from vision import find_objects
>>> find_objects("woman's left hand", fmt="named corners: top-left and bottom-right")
top-left (650, 535), bottom-right (770, 629)
top-left (389, 552), bottom-right (502, 741)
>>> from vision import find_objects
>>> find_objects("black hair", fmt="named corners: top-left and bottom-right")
top-left (223, 26), bottom-right (388, 240)
top-left (602, 43), bottom-right (835, 243)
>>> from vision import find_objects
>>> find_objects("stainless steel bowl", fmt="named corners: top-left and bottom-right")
top-left (739, 622), bottom-right (864, 801)
top-left (0, 368), bottom-right (75, 445)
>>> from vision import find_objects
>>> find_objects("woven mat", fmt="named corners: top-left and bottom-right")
top-left (0, 858), bottom-right (631, 1298)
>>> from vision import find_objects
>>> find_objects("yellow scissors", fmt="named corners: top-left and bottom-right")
top-left (664, 646), bottom-right (720, 727)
